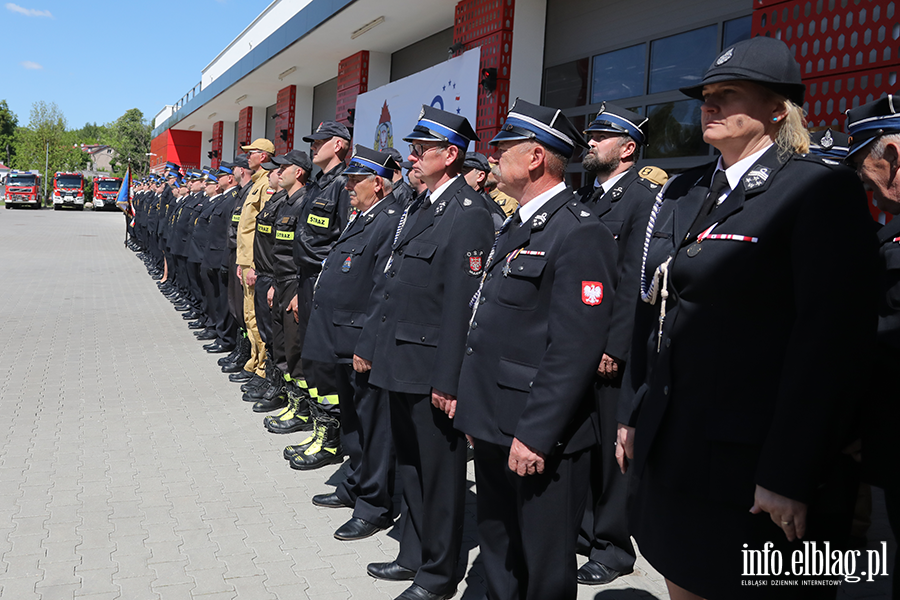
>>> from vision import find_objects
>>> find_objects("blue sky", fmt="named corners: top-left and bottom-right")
top-left (1, 1), bottom-right (266, 134)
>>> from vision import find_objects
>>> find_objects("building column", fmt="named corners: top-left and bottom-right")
top-left (237, 107), bottom-right (253, 149)
top-left (211, 121), bottom-right (224, 169)
top-left (275, 86), bottom-right (297, 156)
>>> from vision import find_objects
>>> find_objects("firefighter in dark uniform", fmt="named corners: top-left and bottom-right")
top-left (204, 164), bottom-right (241, 353)
top-left (173, 173), bottom-right (207, 322)
top-left (243, 160), bottom-right (289, 413)
top-left (386, 147), bottom-right (415, 207)
top-left (574, 103), bottom-right (666, 586)
top-left (221, 155), bottom-right (254, 376)
top-left (846, 96), bottom-right (900, 599)
top-left (198, 167), bottom-right (236, 354)
top-left (262, 150), bottom-right (314, 435)
top-left (302, 146), bottom-right (403, 542)
top-left (462, 151), bottom-right (506, 230)
top-left (360, 106), bottom-right (494, 600)
top-left (286, 121), bottom-right (352, 470)
top-left (450, 99), bottom-right (616, 600)
top-left (618, 37), bottom-right (878, 599)
top-left (188, 173), bottom-right (221, 339)
top-left (808, 127), bottom-right (850, 162)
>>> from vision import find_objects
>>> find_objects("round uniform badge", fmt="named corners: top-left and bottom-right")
top-left (342, 256), bottom-right (352, 272)
top-left (686, 243), bottom-right (702, 257)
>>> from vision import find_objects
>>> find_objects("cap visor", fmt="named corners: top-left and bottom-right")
top-left (402, 131), bottom-right (443, 143)
top-left (488, 129), bottom-right (533, 146)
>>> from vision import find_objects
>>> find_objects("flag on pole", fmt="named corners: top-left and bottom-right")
top-left (116, 166), bottom-right (133, 219)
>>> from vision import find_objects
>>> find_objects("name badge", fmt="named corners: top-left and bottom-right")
top-left (307, 214), bottom-right (330, 228)
top-left (276, 230), bottom-right (294, 241)
top-left (231, 214), bottom-right (241, 222)
top-left (257, 224), bottom-right (272, 234)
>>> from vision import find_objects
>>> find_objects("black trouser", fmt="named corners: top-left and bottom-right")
top-left (188, 260), bottom-right (207, 317)
top-left (273, 279), bottom-right (301, 377)
top-left (301, 358), bottom-right (338, 417)
top-left (475, 442), bottom-right (590, 600)
top-left (253, 272), bottom-right (274, 347)
top-left (226, 249), bottom-right (244, 328)
top-left (577, 382), bottom-right (636, 572)
top-left (391, 391), bottom-right (467, 596)
top-left (202, 265), bottom-right (234, 348)
top-left (215, 268), bottom-right (238, 348)
top-left (334, 366), bottom-right (395, 529)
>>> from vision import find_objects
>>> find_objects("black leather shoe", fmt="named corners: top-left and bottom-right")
top-left (334, 517), bottom-right (383, 541)
top-left (188, 321), bottom-right (205, 330)
top-left (394, 583), bottom-right (455, 600)
top-left (195, 330), bottom-right (217, 341)
top-left (252, 397), bottom-right (288, 413)
top-left (206, 343), bottom-right (233, 354)
top-left (182, 310), bottom-right (200, 320)
top-left (228, 370), bottom-right (254, 382)
top-left (173, 303), bottom-right (191, 312)
top-left (312, 492), bottom-right (353, 509)
top-left (366, 561), bottom-right (416, 582)
top-left (222, 362), bottom-right (245, 374)
top-left (576, 560), bottom-right (625, 585)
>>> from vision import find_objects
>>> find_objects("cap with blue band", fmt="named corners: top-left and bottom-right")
top-left (344, 145), bottom-right (401, 177)
top-left (584, 102), bottom-right (648, 145)
top-left (403, 105), bottom-right (478, 150)
top-left (846, 95), bottom-right (900, 158)
top-left (489, 98), bottom-right (588, 159)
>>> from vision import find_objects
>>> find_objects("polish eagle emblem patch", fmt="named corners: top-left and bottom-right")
top-left (582, 282), bottom-right (604, 306)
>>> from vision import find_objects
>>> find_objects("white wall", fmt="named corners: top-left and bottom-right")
top-left (294, 87), bottom-right (315, 150)
top-left (221, 122), bottom-right (236, 162)
top-left (251, 108), bottom-right (268, 144)
top-left (201, 0), bottom-right (314, 90)
top-left (509, 0), bottom-right (547, 105)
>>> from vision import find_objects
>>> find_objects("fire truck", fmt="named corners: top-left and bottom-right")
top-left (93, 177), bottom-right (123, 211)
top-left (52, 172), bottom-right (85, 210)
top-left (4, 170), bottom-right (42, 209)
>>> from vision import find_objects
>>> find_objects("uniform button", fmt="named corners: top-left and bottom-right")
top-left (350, 248), bottom-right (355, 252)
top-left (471, 322), bottom-right (477, 329)
top-left (528, 381), bottom-right (533, 388)
top-left (390, 271), bottom-right (396, 277)
top-left (350, 320), bottom-right (355, 325)
top-left (518, 265), bottom-right (524, 271)
top-left (421, 336), bottom-right (426, 342)
top-left (663, 386), bottom-right (669, 395)
top-left (479, 296), bottom-right (485, 304)
top-left (465, 347), bottom-right (473, 355)
top-left (314, 303), bottom-right (319, 309)
top-left (382, 315), bottom-right (386, 322)
top-left (398, 249), bottom-right (404, 255)
top-left (384, 293), bottom-right (389, 300)
top-left (665, 338), bottom-right (671, 348)
top-left (486, 273), bottom-right (492, 281)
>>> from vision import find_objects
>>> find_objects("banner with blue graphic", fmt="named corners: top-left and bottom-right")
top-left (353, 48), bottom-right (481, 155)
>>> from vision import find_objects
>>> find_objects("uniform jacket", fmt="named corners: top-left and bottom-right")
top-left (207, 186), bottom-right (239, 271)
top-left (253, 188), bottom-right (286, 275)
top-left (172, 193), bottom-right (204, 258)
top-left (227, 184), bottom-right (250, 252)
top-left (303, 195), bottom-right (403, 365)
top-left (188, 193), bottom-right (221, 264)
top-left (294, 163), bottom-right (352, 279)
top-left (863, 216), bottom-right (900, 487)
top-left (157, 185), bottom-right (175, 238)
top-left (272, 187), bottom-right (308, 283)
top-left (626, 146), bottom-right (878, 506)
top-left (198, 193), bottom-right (229, 271)
top-left (363, 176), bottom-right (495, 396)
top-left (236, 170), bottom-right (269, 268)
top-left (454, 188), bottom-right (617, 455)
top-left (392, 179), bottom-right (414, 208)
top-left (578, 167), bottom-right (660, 361)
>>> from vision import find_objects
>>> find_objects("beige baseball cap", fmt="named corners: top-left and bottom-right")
top-left (240, 138), bottom-right (275, 154)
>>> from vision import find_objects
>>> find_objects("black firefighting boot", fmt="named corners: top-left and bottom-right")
top-left (243, 360), bottom-right (274, 402)
top-left (251, 366), bottom-right (287, 413)
top-left (289, 406), bottom-right (343, 471)
top-left (265, 379), bottom-right (312, 434)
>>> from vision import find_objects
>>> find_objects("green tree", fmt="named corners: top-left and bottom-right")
top-left (0, 100), bottom-right (18, 167)
top-left (106, 108), bottom-right (151, 177)
top-left (74, 122), bottom-right (108, 144)
top-left (12, 101), bottom-right (87, 182)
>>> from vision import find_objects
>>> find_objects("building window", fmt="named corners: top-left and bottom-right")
top-left (591, 43), bottom-right (646, 103)
top-left (644, 100), bottom-right (705, 159)
top-left (649, 25), bottom-right (718, 94)
top-left (724, 16), bottom-right (753, 48)
top-left (543, 58), bottom-right (589, 109)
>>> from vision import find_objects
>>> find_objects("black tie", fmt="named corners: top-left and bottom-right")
top-left (686, 170), bottom-right (729, 240)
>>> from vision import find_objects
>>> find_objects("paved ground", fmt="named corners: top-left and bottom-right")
top-left (0, 208), bottom-right (893, 600)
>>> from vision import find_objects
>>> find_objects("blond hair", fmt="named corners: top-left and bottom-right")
top-left (773, 97), bottom-right (810, 159)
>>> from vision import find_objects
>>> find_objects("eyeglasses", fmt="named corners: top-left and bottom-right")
top-left (408, 143), bottom-right (446, 158)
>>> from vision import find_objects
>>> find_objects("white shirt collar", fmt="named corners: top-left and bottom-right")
top-left (518, 181), bottom-right (567, 225)
top-left (716, 143), bottom-right (773, 191)
top-left (427, 175), bottom-right (459, 205)
top-left (597, 169), bottom-right (630, 195)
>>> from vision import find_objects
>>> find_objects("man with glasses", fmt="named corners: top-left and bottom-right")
top-left (236, 139), bottom-right (276, 387)
top-left (846, 95), bottom-right (900, 598)
top-left (360, 106), bottom-right (494, 600)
